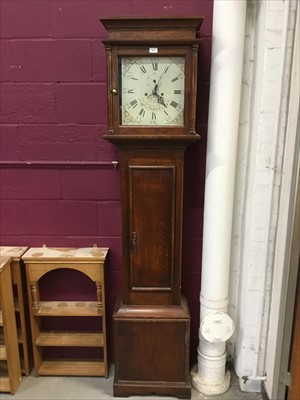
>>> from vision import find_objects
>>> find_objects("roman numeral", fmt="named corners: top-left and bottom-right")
top-left (152, 63), bottom-right (158, 71)
top-left (171, 77), bottom-right (179, 83)
top-left (152, 112), bottom-right (156, 120)
top-left (170, 100), bottom-right (178, 108)
top-left (130, 99), bottom-right (138, 108)
top-left (140, 66), bottom-right (147, 73)
top-left (174, 90), bottom-right (182, 94)
top-left (139, 108), bottom-right (145, 117)
top-left (128, 89), bottom-right (135, 94)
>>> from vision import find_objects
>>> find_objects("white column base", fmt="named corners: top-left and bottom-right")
top-left (191, 365), bottom-right (231, 396)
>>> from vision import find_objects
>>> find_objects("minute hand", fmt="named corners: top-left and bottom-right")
top-left (155, 64), bottom-right (170, 89)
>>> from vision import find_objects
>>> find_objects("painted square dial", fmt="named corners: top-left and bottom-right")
top-left (120, 56), bottom-right (185, 126)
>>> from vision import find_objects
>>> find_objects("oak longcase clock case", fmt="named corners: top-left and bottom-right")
top-left (100, 16), bottom-right (203, 399)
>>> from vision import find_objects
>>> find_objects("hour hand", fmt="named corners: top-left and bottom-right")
top-left (157, 95), bottom-right (167, 107)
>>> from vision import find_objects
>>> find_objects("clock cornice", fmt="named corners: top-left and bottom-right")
top-left (100, 16), bottom-right (204, 41)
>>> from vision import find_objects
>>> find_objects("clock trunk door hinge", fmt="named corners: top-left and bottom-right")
top-left (130, 231), bottom-right (137, 252)
top-left (281, 371), bottom-right (292, 387)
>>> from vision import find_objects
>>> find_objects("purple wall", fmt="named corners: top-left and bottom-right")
top-left (0, 0), bottom-right (212, 365)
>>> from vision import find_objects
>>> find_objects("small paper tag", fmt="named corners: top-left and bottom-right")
top-left (149, 48), bottom-right (158, 54)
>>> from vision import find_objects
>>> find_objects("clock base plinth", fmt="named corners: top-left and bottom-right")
top-left (113, 378), bottom-right (191, 399)
top-left (113, 296), bottom-right (191, 399)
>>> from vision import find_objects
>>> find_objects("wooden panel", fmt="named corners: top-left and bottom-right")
top-left (36, 331), bottom-right (103, 347)
top-left (121, 149), bottom-right (184, 306)
top-left (1, 247), bottom-right (33, 376)
top-left (101, 16), bottom-right (203, 40)
top-left (38, 360), bottom-right (105, 376)
top-left (32, 301), bottom-right (102, 316)
top-left (26, 263), bottom-right (104, 283)
top-left (113, 296), bottom-right (191, 397)
top-left (0, 376), bottom-right (10, 392)
top-left (0, 345), bottom-right (7, 360)
top-left (116, 320), bottom-right (187, 382)
top-left (0, 257), bottom-right (22, 393)
top-left (129, 165), bottom-right (175, 291)
top-left (114, 295), bottom-right (190, 319)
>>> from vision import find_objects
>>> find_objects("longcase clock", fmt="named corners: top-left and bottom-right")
top-left (100, 16), bottom-right (203, 399)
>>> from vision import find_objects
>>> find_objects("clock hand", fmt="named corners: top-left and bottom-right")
top-left (155, 64), bottom-right (171, 89)
top-left (152, 81), bottom-right (159, 95)
top-left (148, 84), bottom-right (167, 107)
top-left (157, 95), bottom-right (167, 107)
top-left (156, 71), bottom-right (165, 88)
top-left (147, 90), bottom-right (157, 100)
top-left (149, 89), bottom-right (167, 107)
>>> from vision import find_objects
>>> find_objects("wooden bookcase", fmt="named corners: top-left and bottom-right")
top-left (0, 256), bottom-right (22, 394)
top-left (0, 246), bottom-right (32, 376)
top-left (22, 246), bottom-right (109, 377)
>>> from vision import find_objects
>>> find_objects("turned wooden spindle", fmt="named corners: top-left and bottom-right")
top-left (31, 282), bottom-right (39, 310)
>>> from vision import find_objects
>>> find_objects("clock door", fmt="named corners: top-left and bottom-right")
top-left (122, 150), bottom-right (183, 305)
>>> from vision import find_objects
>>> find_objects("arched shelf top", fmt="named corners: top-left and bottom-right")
top-left (22, 247), bottom-right (109, 283)
top-left (33, 264), bottom-right (101, 283)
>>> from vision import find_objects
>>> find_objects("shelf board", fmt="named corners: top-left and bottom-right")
top-left (0, 376), bottom-right (10, 392)
top-left (32, 301), bottom-right (103, 316)
top-left (0, 345), bottom-right (7, 360)
top-left (38, 359), bottom-right (105, 376)
top-left (36, 331), bottom-right (104, 347)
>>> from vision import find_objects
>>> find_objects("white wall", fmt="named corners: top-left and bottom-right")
top-left (229, 0), bottom-right (298, 393)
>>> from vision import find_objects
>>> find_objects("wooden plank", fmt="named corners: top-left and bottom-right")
top-left (21, 247), bottom-right (109, 262)
top-left (33, 301), bottom-right (103, 317)
top-left (38, 360), bottom-right (105, 376)
top-left (0, 331), bottom-right (4, 345)
top-left (0, 311), bottom-right (3, 326)
top-left (36, 332), bottom-right (104, 347)
top-left (0, 257), bottom-right (22, 393)
top-left (0, 376), bottom-right (11, 392)
top-left (0, 345), bottom-right (7, 360)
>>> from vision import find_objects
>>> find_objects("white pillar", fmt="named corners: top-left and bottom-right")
top-left (191, 0), bottom-right (246, 395)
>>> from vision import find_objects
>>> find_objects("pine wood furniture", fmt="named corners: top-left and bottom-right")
top-left (0, 256), bottom-right (22, 394)
top-left (100, 16), bottom-right (203, 398)
top-left (22, 246), bottom-right (109, 377)
top-left (0, 246), bottom-right (32, 376)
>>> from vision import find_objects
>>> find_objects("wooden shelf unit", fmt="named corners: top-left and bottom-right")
top-left (0, 246), bottom-right (32, 376)
top-left (22, 246), bottom-right (109, 378)
top-left (0, 257), bottom-right (22, 394)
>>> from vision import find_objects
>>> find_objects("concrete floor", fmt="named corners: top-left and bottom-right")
top-left (0, 366), bottom-right (264, 400)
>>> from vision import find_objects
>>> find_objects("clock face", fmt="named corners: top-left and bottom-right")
top-left (120, 56), bottom-right (185, 126)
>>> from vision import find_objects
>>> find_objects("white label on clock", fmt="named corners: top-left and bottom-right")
top-left (120, 56), bottom-right (185, 126)
top-left (149, 48), bottom-right (158, 54)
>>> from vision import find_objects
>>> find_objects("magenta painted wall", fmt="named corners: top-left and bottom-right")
top-left (0, 1), bottom-right (212, 365)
